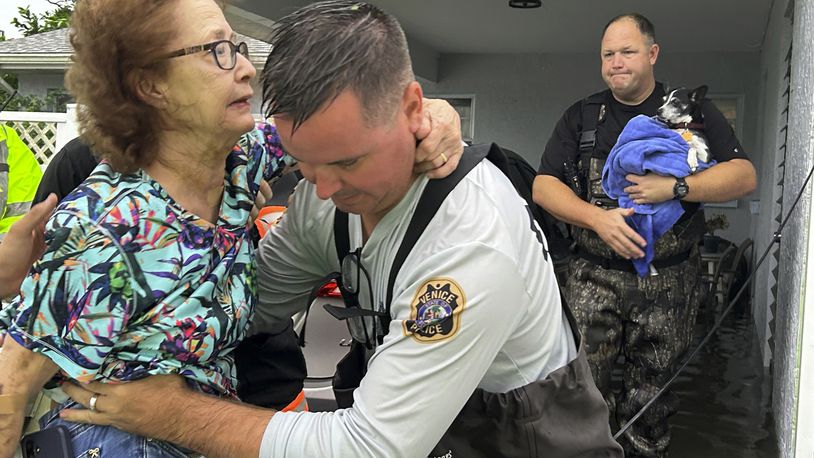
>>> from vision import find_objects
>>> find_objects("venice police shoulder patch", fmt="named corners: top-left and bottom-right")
top-left (403, 278), bottom-right (465, 343)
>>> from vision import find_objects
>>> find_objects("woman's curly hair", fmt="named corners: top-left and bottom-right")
top-left (66, 0), bottom-right (180, 173)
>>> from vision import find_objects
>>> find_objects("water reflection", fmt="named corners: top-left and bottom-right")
top-left (669, 301), bottom-right (778, 457)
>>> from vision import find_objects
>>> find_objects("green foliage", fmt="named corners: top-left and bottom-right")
top-left (0, 1), bottom-right (76, 108)
top-left (0, 73), bottom-right (17, 92)
top-left (11, 0), bottom-right (74, 37)
top-left (705, 213), bottom-right (729, 235)
top-left (3, 90), bottom-right (71, 113)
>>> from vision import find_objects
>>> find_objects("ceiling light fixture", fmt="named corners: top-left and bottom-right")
top-left (508, 0), bottom-right (542, 8)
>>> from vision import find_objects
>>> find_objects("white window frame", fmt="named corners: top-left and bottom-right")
top-left (427, 94), bottom-right (475, 143)
top-left (708, 92), bottom-right (744, 139)
top-left (705, 93), bottom-right (745, 209)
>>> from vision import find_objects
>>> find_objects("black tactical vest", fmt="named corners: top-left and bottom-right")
top-left (572, 90), bottom-right (706, 261)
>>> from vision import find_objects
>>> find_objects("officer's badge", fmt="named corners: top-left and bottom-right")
top-left (403, 278), bottom-right (464, 343)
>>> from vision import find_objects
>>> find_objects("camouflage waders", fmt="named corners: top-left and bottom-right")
top-left (567, 219), bottom-right (706, 457)
top-left (562, 86), bottom-right (709, 456)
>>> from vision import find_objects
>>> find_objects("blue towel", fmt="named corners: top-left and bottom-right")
top-left (602, 115), bottom-right (714, 276)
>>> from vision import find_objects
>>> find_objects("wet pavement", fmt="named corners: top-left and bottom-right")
top-left (667, 299), bottom-right (778, 457)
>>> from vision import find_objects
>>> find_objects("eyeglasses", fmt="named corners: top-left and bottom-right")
top-left (339, 248), bottom-right (386, 348)
top-left (164, 40), bottom-right (249, 70)
top-left (303, 248), bottom-right (387, 350)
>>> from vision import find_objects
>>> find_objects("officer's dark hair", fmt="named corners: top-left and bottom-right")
top-left (603, 13), bottom-right (657, 46)
top-left (261, 0), bottom-right (414, 131)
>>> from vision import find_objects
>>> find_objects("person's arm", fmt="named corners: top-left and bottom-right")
top-left (622, 158), bottom-right (756, 204)
top-left (0, 195), bottom-right (57, 299)
top-left (33, 137), bottom-right (99, 205)
top-left (535, 103), bottom-right (645, 259)
top-left (414, 98), bottom-right (464, 178)
top-left (60, 245), bottom-right (532, 457)
top-left (0, 338), bottom-right (59, 457)
top-left (0, 129), bottom-right (42, 237)
top-left (534, 174), bottom-right (646, 259)
top-left (622, 98), bottom-right (757, 204)
top-left (250, 180), bottom-right (337, 335)
top-left (60, 375), bottom-right (272, 458)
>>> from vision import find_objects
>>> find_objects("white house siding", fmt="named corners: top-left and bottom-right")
top-left (751, 0), bottom-right (794, 373)
top-left (776, 0), bottom-right (814, 455)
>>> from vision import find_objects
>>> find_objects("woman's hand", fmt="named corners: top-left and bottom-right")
top-left (250, 180), bottom-right (274, 222)
top-left (0, 194), bottom-right (57, 298)
top-left (0, 338), bottom-right (59, 458)
top-left (414, 98), bottom-right (463, 179)
top-left (624, 173), bottom-right (675, 204)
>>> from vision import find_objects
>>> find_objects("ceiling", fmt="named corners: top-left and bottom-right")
top-left (229, 0), bottom-right (776, 54)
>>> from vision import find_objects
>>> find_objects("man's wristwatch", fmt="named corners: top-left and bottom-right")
top-left (673, 177), bottom-right (689, 200)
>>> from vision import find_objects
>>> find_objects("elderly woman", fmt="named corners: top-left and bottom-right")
top-left (0, 0), bottom-right (461, 454)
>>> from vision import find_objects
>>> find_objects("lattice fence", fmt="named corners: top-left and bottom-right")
top-left (0, 110), bottom-right (69, 168)
top-left (3, 120), bottom-right (58, 166)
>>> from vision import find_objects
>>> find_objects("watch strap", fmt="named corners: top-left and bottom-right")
top-left (673, 177), bottom-right (688, 199)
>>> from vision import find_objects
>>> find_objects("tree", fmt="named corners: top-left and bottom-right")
top-left (2, 90), bottom-right (70, 112)
top-left (1, 1), bottom-right (75, 111)
top-left (11, 0), bottom-right (74, 37)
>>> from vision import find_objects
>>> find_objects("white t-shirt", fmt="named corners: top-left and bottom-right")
top-left (254, 159), bottom-right (576, 457)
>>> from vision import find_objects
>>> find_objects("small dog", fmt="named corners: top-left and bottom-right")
top-left (657, 85), bottom-right (711, 172)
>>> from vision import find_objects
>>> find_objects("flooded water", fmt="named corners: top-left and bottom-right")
top-left (668, 299), bottom-right (779, 457)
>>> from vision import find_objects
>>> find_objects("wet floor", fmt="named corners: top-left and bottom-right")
top-left (667, 298), bottom-right (778, 457)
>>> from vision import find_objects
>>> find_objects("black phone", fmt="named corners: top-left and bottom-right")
top-left (19, 426), bottom-right (74, 458)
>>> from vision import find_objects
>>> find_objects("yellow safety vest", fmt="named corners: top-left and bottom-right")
top-left (0, 125), bottom-right (42, 241)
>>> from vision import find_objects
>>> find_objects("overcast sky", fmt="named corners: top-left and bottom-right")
top-left (0, 0), bottom-right (56, 39)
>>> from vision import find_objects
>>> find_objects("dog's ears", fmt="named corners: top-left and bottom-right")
top-left (690, 85), bottom-right (708, 102)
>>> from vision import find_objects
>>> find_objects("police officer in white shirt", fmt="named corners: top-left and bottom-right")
top-left (249, 2), bottom-right (621, 456)
top-left (56, 2), bottom-right (622, 456)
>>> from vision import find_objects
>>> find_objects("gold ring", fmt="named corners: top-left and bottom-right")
top-left (89, 393), bottom-right (99, 412)
top-left (439, 153), bottom-right (448, 164)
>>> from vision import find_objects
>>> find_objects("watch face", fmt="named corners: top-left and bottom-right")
top-left (674, 179), bottom-right (689, 198)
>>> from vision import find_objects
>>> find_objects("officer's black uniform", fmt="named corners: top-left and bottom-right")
top-left (538, 83), bottom-right (749, 457)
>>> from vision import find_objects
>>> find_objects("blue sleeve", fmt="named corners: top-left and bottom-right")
top-left (239, 123), bottom-right (292, 196)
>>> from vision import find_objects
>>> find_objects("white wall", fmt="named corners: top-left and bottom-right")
top-left (421, 50), bottom-right (761, 245)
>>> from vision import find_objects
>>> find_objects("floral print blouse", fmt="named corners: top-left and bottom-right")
top-left (1, 123), bottom-right (287, 397)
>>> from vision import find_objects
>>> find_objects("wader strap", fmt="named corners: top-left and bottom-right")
top-left (560, 296), bottom-right (583, 349)
top-left (577, 91), bottom-right (609, 154)
top-left (384, 144), bottom-right (495, 309)
top-left (331, 143), bottom-right (495, 334)
top-left (574, 247), bottom-right (692, 273)
top-left (578, 129), bottom-right (597, 152)
top-left (329, 144), bottom-right (498, 408)
top-left (334, 209), bottom-right (350, 262)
